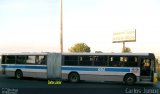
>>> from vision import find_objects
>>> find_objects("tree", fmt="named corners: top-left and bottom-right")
top-left (68, 43), bottom-right (91, 52)
top-left (156, 58), bottom-right (160, 80)
top-left (122, 47), bottom-right (131, 53)
top-left (156, 58), bottom-right (159, 64)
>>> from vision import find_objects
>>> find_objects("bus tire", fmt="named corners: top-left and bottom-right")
top-left (68, 72), bottom-right (80, 83)
top-left (15, 70), bottom-right (23, 79)
top-left (124, 74), bottom-right (136, 85)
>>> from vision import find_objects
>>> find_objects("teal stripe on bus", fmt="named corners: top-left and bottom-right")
top-left (62, 67), bottom-right (130, 72)
top-left (2, 65), bottom-right (47, 69)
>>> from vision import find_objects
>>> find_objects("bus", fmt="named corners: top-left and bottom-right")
top-left (0, 53), bottom-right (61, 79)
top-left (0, 52), bottom-right (157, 85)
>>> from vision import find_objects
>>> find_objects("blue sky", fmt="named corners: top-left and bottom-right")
top-left (0, 0), bottom-right (160, 57)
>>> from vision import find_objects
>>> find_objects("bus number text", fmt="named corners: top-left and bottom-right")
top-left (98, 68), bottom-right (105, 72)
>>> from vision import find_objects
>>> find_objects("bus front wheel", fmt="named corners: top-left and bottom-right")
top-left (68, 73), bottom-right (80, 83)
top-left (124, 74), bottom-right (136, 85)
top-left (15, 70), bottom-right (23, 79)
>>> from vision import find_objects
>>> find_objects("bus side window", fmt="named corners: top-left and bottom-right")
top-left (129, 57), bottom-right (138, 67)
top-left (2, 56), bottom-right (6, 64)
top-left (109, 57), bottom-right (113, 66)
top-left (40, 56), bottom-right (47, 65)
top-left (26, 56), bottom-right (36, 64)
top-left (64, 56), bottom-right (78, 66)
top-left (110, 56), bottom-right (128, 67)
top-left (16, 56), bottom-right (26, 64)
top-left (6, 56), bottom-right (16, 64)
top-left (109, 56), bottom-right (119, 67)
top-left (79, 56), bottom-right (93, 66)
top-left (94, 56), bottom-right (106, 66)
top-left (121, 56), bottom-right (138, 67)
top-left (142, 59), bottom-right (150, 67)
top-left (35, 56), bottom-right (39, 64)
top-left (34, 55), bottom-right (47, 65)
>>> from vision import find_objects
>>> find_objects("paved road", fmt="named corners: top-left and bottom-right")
top-left (0, 75), bottom-right (159, 94)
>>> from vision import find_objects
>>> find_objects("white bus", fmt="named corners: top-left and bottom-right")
top-left (0, 53), bottom-right (61, 79)
top-left (0, 52), bottom-right (157, 85)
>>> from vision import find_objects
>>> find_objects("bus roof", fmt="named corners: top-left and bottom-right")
top-left (62, 52), bottom-right (154, 56)
top-left (1, 52), bottom-right (154, 57)
top-left (1, 52), bottom-right (49, 56)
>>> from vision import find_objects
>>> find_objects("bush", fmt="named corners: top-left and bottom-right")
top-left (157, 67), bottom-right (160, 80)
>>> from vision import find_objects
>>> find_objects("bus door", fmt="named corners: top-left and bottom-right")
top-left (47, 53), bottom-right (62, 79)
top-left (140, 58), bottom-right (153, 81)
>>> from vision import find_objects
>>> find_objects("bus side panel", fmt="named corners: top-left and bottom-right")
top-left (47, 53), bottom-right (61, 79)
top-left (62, 70), bottom-right (124, 82)
top-left (62, 66), bottom-right (140, 82)
top-left (22, 68), bottom-right (47, 78)
top-left (1, 65), bottom-right (15, 77)
top-left (2, 64), bottom-right (48, 78)
top-left (5, 68), bottom-right (15, 77)
top-left (80, 74), bottom-right (124, 82)
top-left (0, 65), bottom-right (6, 75)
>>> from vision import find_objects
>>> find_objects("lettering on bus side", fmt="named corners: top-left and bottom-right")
top-left (98, 68), bottom-right (105, 72)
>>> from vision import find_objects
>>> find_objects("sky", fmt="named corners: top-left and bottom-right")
top-left (0, 0), bottom-right (160, 58)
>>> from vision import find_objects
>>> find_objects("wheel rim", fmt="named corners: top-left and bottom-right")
top-left (69, 73), bottom-right (79, 82)
top-left (16, 72), bottom-right (22, 79)
top-left (127, 77), bottom-right (134, 84)
top-left (71, 75), bottom-right (77, 82)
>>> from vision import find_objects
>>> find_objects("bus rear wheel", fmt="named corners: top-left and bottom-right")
top-left (15, 70), bottom-right (23, 79)
top-left (69, 73), bottom-right (80, 83)
top-left (124, 74), bottom-right (136, 85)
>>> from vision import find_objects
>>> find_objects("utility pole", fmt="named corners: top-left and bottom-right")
top-left (60, 0), bottom-right (63, 53)
top-left (123, 42), bottom-right (125, 52)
